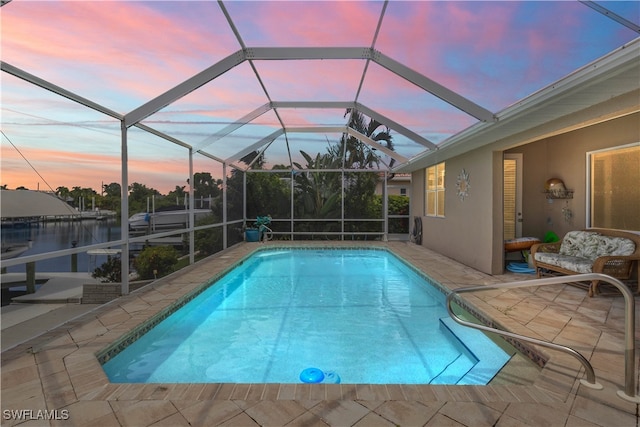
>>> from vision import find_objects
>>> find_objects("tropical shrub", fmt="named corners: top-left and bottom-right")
top-left (92, 255), bottom-right (122, 282)
top-left (134, 245), bottom-right (179, 279)
top-left (194, 215), bottom-right (224, 257)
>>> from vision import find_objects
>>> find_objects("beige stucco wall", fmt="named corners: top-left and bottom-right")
top-left (411, 111), bottom-right (639, 275)
top-left (512, 112), bottom-right (639, 239)
top-left (411, 148), bottom-right (496, 274)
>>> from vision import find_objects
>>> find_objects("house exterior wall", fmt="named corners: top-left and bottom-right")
top-left (410, 149), bottom-right (496, 274)
top-left (411, 111), bottom-right (639, 275)
top-left (511, 112), bottom-right (639, 239)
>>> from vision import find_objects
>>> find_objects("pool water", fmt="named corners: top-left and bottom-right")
top-left (102, 248), bottom-right (511, 384)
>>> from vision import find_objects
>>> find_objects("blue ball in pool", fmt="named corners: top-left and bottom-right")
top-left (300, 367), bottom-right (324, 383)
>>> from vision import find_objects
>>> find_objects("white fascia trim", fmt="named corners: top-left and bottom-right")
top-left (395, 38), bottom-right (640, 171)
top-left (496, 38), bottom-right (640, 124)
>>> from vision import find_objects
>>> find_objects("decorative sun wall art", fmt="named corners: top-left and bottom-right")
top-left (456, 168), bottom-right (470, 201)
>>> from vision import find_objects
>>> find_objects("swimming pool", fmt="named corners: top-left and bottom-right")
top-left (102, 248), bottom-right (512, 384)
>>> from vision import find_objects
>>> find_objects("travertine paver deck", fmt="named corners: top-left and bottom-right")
top-left (1, 241), bottom-right (638, 426)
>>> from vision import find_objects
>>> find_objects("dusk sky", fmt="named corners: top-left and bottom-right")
top-left (1, 1), bottom-right (638, 194)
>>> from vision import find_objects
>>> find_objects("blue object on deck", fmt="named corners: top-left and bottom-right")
top-left (245, 229), bottom-right (260, 242)
top-left (300, 367), bottom-right (324, 383)
top-left (506, 262), bottom-right (535, 274)
top-left (255, 216), bottom-right (271, 227)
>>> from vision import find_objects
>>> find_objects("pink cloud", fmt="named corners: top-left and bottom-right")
top-left (1, 144), bottom-right (198, 194)
top-left (254, 60), bottom-right (364, 101)
top-left (227, 1), bottom-right (382, 47)
top-left (374, 2), bottom-right (518, 91)
top-left (276, 108), bottom-right (349, 128)
top-left (2, 1), bottom-right (237, 111)
top-left (1, 147), bottom-right (120, 191)
top-left (153, 62), bottom-right (269, 119)
top-left (373, 1), bottom-right (591, 110)
top-left (3, 0), bottom-right (631, 175)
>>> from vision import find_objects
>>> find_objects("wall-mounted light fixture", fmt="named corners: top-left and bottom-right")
top-left (544, 178), bottom-right (573, 201)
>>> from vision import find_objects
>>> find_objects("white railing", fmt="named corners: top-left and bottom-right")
top-left (446, 273), bottom-right (639, 403)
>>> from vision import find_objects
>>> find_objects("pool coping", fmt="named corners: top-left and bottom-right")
top-left (1, 241), bottom-right (636, 425)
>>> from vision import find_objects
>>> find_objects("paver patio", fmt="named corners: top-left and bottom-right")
top-left (1, 242), bottom-right (638, 426)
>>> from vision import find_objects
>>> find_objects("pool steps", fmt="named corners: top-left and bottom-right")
top-left (438, 317), bottom-right (512, 385)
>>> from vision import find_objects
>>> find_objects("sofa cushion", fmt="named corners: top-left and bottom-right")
top-left (534, 252), bottom-right (593, 274)
top-left (559, 231), bottom-right (600, 260)
top-left (596, 235), bottom-right (635, 257)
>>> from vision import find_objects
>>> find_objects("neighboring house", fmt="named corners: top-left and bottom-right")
top-left (375, 173), bottom-right (411, 197)
top-left (396, 40), bottom-right (640, 275)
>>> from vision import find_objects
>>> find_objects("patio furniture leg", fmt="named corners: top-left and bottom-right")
top-left (589, 280), bottom-right (598, 297)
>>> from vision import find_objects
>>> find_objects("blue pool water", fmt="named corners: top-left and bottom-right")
top-left (102, 248), bottom-right (511, 384)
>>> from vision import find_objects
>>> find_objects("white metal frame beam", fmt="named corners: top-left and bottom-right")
top-left (579, 0), bottom-right (640, 33)
top-left (135, 123), bottom-right (193, 150)
top-left (285, 126), bottom-right (347, 133)
top-left (193, 102), bottom-right (273, 153)
top-left (237, 101), bottom-right (437, 150)
top-left (1, 61), bottom-right (122, 120)
top-left (224, 129), bottom-right (284, 165)
top-left (371, 51), bottom-right (496, 123)
top-left (124, 50), bottom-right (245, 127)
top-left (2, 58), bottom-right (439, 174)
top-left (243, 47), bottom-right (495, 122)
top-left (346, 128), bottom-right (408, 163)
top-left (123, 46), bottom-right (495, 132)
top-left (201, 100), bottom-right (436, 169)
top-left (271, 101), bottom-right (356, 109)
top-left (284, 126), bottom-right (408, 164)
top-left (245, 47), bottom-right (372, 60)
top-left (354, 103), bottom-right (438, 149)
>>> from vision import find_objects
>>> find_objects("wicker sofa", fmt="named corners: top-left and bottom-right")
top-left (531, 229), bottom-right (640, 296)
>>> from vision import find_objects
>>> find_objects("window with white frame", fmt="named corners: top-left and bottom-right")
top-left (588, 143), bottom-right (640, 231)
top-left (425, 162), bottom-right (445, 217)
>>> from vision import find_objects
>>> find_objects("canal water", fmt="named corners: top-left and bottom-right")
top-left (1, 219), bottom-right (122, 274)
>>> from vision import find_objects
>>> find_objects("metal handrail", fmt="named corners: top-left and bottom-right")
top-left (446, 273), bottom-right (639, 403)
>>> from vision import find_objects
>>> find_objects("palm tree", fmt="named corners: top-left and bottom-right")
top-left (293, 151), bottom-right (342, 220)
top-left (336, 109), bottom-right (395, 169)
top-left (55, 186), bottom-right (73, 202)
top-left (335, 110), bottom-right (393, 227)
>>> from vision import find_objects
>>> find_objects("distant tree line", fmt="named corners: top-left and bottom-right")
top-left (8, 110), bottom-right (408, 252)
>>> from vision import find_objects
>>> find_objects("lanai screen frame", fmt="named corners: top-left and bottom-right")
top-left (2, 53), bottom-right (428, 295)
top-left (3, 38), bottom-right (491, 294)
top-left (2, 0), bottom-right (638, 294)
